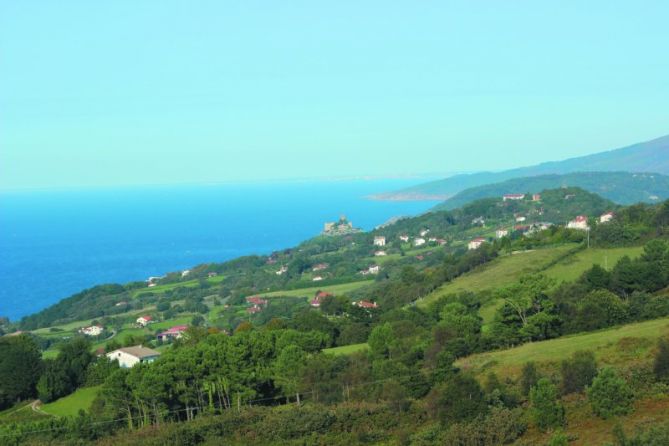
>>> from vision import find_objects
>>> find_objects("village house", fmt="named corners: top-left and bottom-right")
top-left (148, 282), bottom-right (157, 288)
top-left (312, 276), bottom-right (323, 282)
top-left (399, 235), bottom-right (409, 242)
top-left (419, 229), bottom-right (430, 237)
top-left (428, 237), bottom-right (437, 243)
top-left (311, 291), bottom-right (333, 308)
top-left (437, 239), bottom-right (447, 246)
top-left (414, 237), bottom-right (426, 247)
top-left (503, 194), bottom-right (525, 201)
top-left (136, 315), bottom-right (153, 327)
top-left (468, 238), bottom-right (486, 250)
top-left (600, 211), bottom-right (615, 224)
top-left (373, 236), bottom-right (386, 247)
top-left (275, 265), bottom-right (288, 275)
top-left (374, 250), bottom-right (387, 257)
top-left (79, 325), bottom-right (104, 337)
top-left (106, 346), bottom-right (161, 368)
top-left (181, 270), bottom-right (191, 277)
top-left (312, 263), bottom-right (329, 272)
top-left (532, 194), bottom-right (541, 201)
top-left (360, 265), bottom-right (380, 275)
top-left (567, 215), bottom-right (590, 231)
top-left (515, 215), bottom-right (527, 223)
top-left (246, 296), bottom-right (268, 306)
top-left (471, 216), bottom-right (485, 226)
top-left (496, 228), bottom-right (509, 239)
top-left (207, 272), bottom-right (218, 278)
top-left (354, 300), bottom-right (379, 309)
top-left (247, 305), bottom-right (263, 314)
top-left (157, 325), bottom-right (188, 342)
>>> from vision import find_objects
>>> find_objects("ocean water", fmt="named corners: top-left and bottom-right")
top-left (0, 179), bottom-right (440, 321)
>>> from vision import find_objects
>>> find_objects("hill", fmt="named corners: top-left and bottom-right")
top-left (372, 134), bottom-right (669, 201)
top-left (434, 171), bottom-right (669, 211)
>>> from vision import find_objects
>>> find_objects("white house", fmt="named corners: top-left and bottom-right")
top-left (399, 235), bottom-right (409, 242)
top-left (374, 250), bottom-right (387, 257)
top-left (136, 315), bottom-right (153, 327)
top-left (496, 228), bottom-right (509, 239)
top-left (373, 236), bottom-right (386, 247)
top-left (80, 325), bottom-right (103, 336)
top-left (567, 215), bottom-right (590, 231)
top-left (414, 238), bottom-right (426, 247)
top-left (275, 265), bottom-right (288, 275)
top-left (106, 346), bottom-right (161, 368)
top-left (468, 238), bottom-right (486, 250)
top-left (600, 212), bottom-right (615, 224)
top-left (503, 194), bottom-right (525, 201)
top-left (515, 215), bottom-right (526, 223)
top-left (181, 270), bottom-right (191, 277)
top-left (471, 217), bottom-right (485, 226)
top-left (312, 276), bottom-right (323, 282)
top-left (368, 265), bottom-right (380, 274)
top-left (419, 229), bottom-right (430, 237)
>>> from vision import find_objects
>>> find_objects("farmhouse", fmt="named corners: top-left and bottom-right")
top-left (247, 305), bottom-right (263, 314)
top-left (373, 236), bottom-right (386, 247)
top-left (136, 316), bottom-right (152, 327)
top-left (496, 228), bottom-right (509, 239)
top-left (312, 276), bottom-right (323, 282)
top-left (311, 291), bottom-right (333, 307)
top-left (399, 235), bottom-right (409, 242)
top-left (208, 272), bottom-right (218, 278)
top-left (374, 250), bottom-right (387, 257)
top-left (419, 229), bottom-right (430, 237)
top-left (312, 263), bottom-right (329, 272)
top-left (600, 211), bottom-right (615, 224)
top-left (157, 325), bottom-right (188, 342)
top-left (360, 265), bottom-right (380, 275)
top-left (275, 265), bottom-right (288, 275)
top-left (414, 237), bottom-right (426, 247)
top-left (503, 194), bottom-right (525, 201)
top-left (567, 215), bottom-right (590, 231)
top-left (532, 194), bottom-right (541, 201)
top-left (354, 300), bottom-right (379, 309)
top-left (80, 325), bottom-right (103, 337)
top-left (468, 238), bottom-right (486, 250)
top-left (246, 296), bottom-right (268, 306)
top-left (107, 346), bottom-right (161, 368)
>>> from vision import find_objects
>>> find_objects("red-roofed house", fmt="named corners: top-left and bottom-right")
top-left (503, 194), bottom-right (525, 201)
top-left (247, 305), bottom-right (262, 314)
top-left (136, 316), bottom-right (153, 327)
top-left (246, 296), bottom-right (268, 306)
top-left (567, 215), bottom-right (590, 231)
top-left (157, 325), bottom-right (189, 342)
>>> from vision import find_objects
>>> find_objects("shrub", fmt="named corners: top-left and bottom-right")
top-left (561, 350), bottom-right (597, 395)
top-left (654, 338), bottom-right (669, 383)
top-left (530, 379), bottom-right (565, 432)
top-left (587, 367), bottom-right (634, 419)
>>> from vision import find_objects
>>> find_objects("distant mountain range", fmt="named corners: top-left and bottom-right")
top-left (371, 134), bottom-right (669, 201)
top-left (433, 172), bottom-right (669, 211)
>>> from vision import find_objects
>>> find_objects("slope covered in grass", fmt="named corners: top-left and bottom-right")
top-left (41, 386), bottom-right (101, 417)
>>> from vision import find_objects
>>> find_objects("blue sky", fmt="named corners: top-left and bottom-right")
top-left (1, 1), bottom-right (668, 190)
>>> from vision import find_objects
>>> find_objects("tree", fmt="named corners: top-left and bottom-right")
top-left (426, 373), bottom-right (487, 424)
top-left (37, 359), bottom-right (71, 403)
top-left (530, 378), bottom-right (565, 431)
top-left (520, 362), bottom-right (540, 397)
top-left (587, 367), bottom-right (634, 419)
top-left (561, 350), bottom-right (598, 395)
top-left (273, 345), bottom-right (306, 404)
top-left (0, 335), bottom-right (43, 408)
top-left (654, 338), bottom-right (669, 383)
top-left (573, 290), bottom-right (628, 332)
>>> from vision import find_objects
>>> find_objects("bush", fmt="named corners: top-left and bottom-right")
top-left (587, 367), bottom-right (634, 419)
top-left (654, 338), bottom-right (669, 383)
top-left (530, 379), bottom-right (565, 432)
top-left (520, 362), bottom-right (539, 397)
top-left (561, 350), bottom-right (597, 395)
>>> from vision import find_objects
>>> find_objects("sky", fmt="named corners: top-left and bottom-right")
top-left (1, 1), bottom-right (668, 190)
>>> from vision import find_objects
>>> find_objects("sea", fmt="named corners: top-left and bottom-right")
top-left (0, 179), bottom-right (440, 321)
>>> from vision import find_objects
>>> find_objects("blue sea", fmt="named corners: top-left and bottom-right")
top-left (0, 179), bottom-right (440, 321)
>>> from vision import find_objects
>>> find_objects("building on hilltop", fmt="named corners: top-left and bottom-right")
top-left (496, 228), bottom-right (509, 239)
top-left (136, 315), bottom-right (153, 327)
top-left (157, 325), bottom-right (188, 342)
top-left (322, 215), bottom-right (362, 236)
top-left (503, 194), bottom-right (525, 201)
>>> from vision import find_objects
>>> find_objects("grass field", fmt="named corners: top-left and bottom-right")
top-left (259, 280), bottom-right (374, 299)
top-left (457, 316), bottom-right (669, 379)
top-left (0, 401), bottom-right (49, 424)
top-left (418, 245), bottom-right (579, 307)
top-left (323, 343), bottom-right (369, 356)
top-left (41, 386), bottom-right (101, 417)
top-left (543, 246), bottom-right (644, 282)
top-left (130, 275), bottom-right (225, 298)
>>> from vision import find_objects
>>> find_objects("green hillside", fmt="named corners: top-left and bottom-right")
top-left (435, 171), bottom-right (669, 210)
